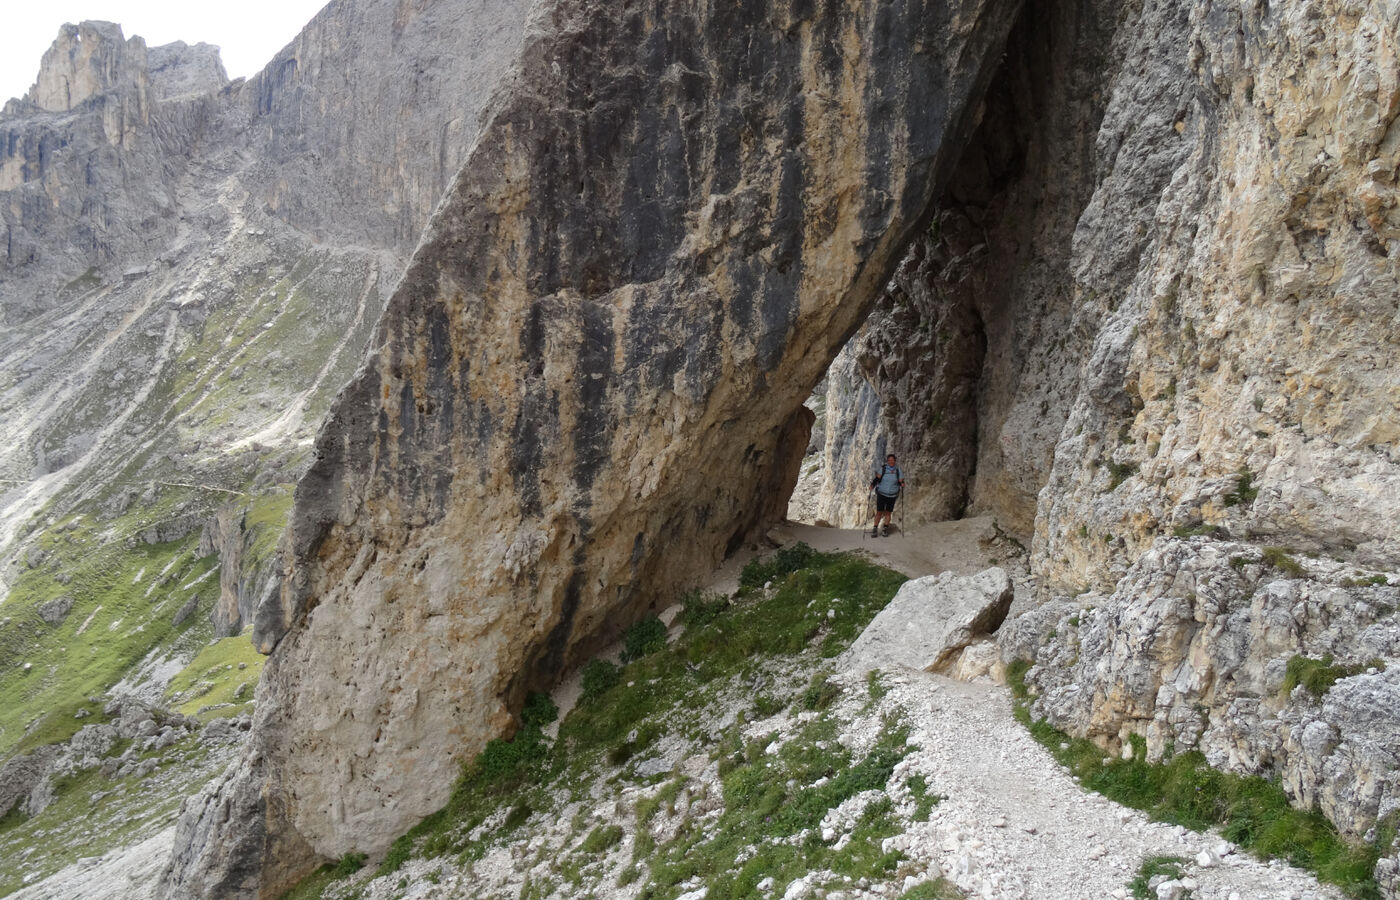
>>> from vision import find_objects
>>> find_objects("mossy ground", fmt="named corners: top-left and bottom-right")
top-left (289, 546), bottom-right (950, 900)
top-left (0, 516), bottom-right (216, 758)
top-left (164, 629), bottom-right (266, 720)
top-left (1006, 661), bottom-right (1391, 899)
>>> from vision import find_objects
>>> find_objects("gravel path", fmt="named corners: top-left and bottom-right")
top-left (874, 669), bottom-right (1343, 900)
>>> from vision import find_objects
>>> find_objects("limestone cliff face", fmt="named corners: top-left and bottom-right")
top-left (807, 0), bottom-right (1399, 884)
top-left (1034, 0), bottom-right (1400, 590)
top-left (159, 0), bottom-right (1025, 894)
top-left (230, 0), bottom-right (529, 252)
top-left (808, 0), bottom-right (1119, 533)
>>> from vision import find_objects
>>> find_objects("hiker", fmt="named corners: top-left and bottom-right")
top-left (869, 453), bottom-right (903, 537)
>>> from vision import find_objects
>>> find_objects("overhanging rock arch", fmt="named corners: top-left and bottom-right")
top-left (160, 0), bottom-right (1025, 894)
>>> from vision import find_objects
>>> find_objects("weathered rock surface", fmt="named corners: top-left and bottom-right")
top-left (801, 343), bottom-right (885, 527)
top-left (160, 0), bottom-right (1026, 893)
top-left (807, 0), bottom-right (1400, 885)
top-left (842, 568), bottom-right (1013, 673)
top-left (1024, 538), bottom-right (1399, 842)
top-left (808, 0), bottom-right (1119, 532)
top-left (1032, 0), bottom-right (1400, 589)
top-left (199, 506), bottom-right (282, 637)
top-left (0, 746), bottom-right (57, 819)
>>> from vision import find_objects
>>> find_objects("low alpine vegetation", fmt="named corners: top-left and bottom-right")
top-left (289, 546), bottom-right (914, 899)
top-left (1006, 661), bottom-right (1390, 899)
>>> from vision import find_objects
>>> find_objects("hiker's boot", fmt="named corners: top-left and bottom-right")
top-left (871, 527), bottom-right (880, 538)
top-left (881, 525), bottom-right (889, 537)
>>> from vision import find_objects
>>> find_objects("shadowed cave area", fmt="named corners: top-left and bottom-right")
top-left (783, 0), bottom-right (1112, 542)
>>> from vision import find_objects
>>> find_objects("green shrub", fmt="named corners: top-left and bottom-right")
top-left (739, 542), bottom-right (818, 590)
top-left (1107, 461), bottom-right (1138, 490)
top-left (621, 617), bottom-right (667, 662)
top-left (580, 659), bottom-right (621, 702)
top-left (503, 802), bottom-right (532, 831)
top-left (1224, 467), bottom-right (1259, 507)
top-left (521, 692), bottom-right (558, 729)
top-left (681, 589), bottom-right (728, 628)
top-left (1262, 547), bottom-right (1306, 578)
top-left (331, 851), bottom-right (367, 878)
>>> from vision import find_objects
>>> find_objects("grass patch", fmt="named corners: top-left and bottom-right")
top-left (1262, 546), bottom-right (1306, 578)
top-left (680, 589), bottom-right (728, 628)
top-left (644, 715), bottom-right (915, 899)
top-left (898, 879), bottom-right (964, 900)
top-left (1281, 655), bottom-right (1385, 700)
top-left (738, 542), bottom-right (819, 591)
top-left (1129, 855), bottom-right (1186, 898)
top-left (1341, 574), bottom-right (1390, 588)
top-left (1006, 665), bottom-right (1387, 898)
top-left (906, 773), bottom-right (942, 822)
top-left (1172, 524), bottom-right (1226, 539)
top-left (0, 518), bottom-right (218, 757)
top-left (579, 824), bottom-right (624, 854)
top-left (163, 629), bottom-right (266, 720)
top-left (798, 670), bottom-right (840, 712)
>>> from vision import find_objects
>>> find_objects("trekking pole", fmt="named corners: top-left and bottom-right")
top-left (864, 490), bottom-right (875, 541)
top-left (899, 477), bottom-right (908, 539)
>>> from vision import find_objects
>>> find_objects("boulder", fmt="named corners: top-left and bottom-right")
top-left (37, 594), bottom-right (75, 625)
top-left (841, 568), bottom-right (1014, 673)
top-left (0, 747), bottom-right (57, 818)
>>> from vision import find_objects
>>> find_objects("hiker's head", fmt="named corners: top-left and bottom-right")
top-left (887, 454), bottom-right (896, 464)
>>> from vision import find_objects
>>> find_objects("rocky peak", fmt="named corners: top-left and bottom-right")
top-left (25, 21), bottom-right (153, 113)
top-left (146, 41), bottom-right (229, 101)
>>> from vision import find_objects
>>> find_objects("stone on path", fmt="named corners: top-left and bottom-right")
top-left (840, 567), bottom-right (1013, 674)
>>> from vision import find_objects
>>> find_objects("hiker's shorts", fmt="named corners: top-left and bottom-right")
top-left (876, 493), bottom-right (897, 512)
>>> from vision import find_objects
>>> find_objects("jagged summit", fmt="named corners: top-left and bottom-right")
top-left (9, 21), bottom-right (228, 115)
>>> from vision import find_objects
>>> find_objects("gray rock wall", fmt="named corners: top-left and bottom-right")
top-left (159, 0), bottom-right (1025, 894)
top-left (808, 0), bottom-right (1121, 534)
top-left (809, 0), bottom-right (1400, 884)
top-left (1021, 539), bottom-right (1400, 842)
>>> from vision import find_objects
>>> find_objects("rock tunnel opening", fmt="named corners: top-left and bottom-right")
top-left (782, 0), bottom-right (1116, 542)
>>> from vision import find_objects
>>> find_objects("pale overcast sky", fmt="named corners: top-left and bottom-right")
top-left (2, 1), bottom-right (332, 105)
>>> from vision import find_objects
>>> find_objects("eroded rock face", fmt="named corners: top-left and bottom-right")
top-left (1024, 539), bottom-right (1400, 840)
top-left (1033, 0), bottom-right (1400, 589)
top-left (160, 0), bottom-right (1025, 893)
top-left (805, 0), bottom-right (1121, 532)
